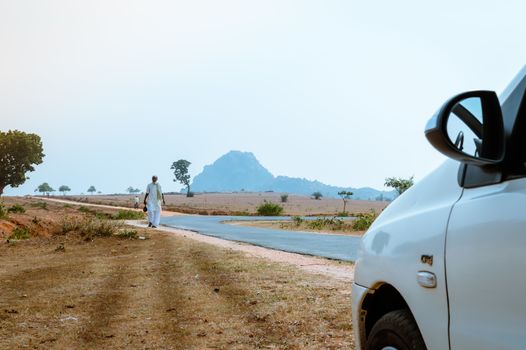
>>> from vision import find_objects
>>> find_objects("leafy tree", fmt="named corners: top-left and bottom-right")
top-left (126, 186), bottom-right (141, 194)
top-left (35, 182), bottom-right (54, 196)
top-left (59, 185), bottom-right (71, 196)
top-left (337, 191), bottom-right (354, 213)
top-left (384, 176), bottom-right (414, 195)
top-left (0, 130), bottom-right (45, 196)
top-left (87, 186), bottom-right (96, 195)
top-left (171, 159), bottom-right (192, 197)
top-left (312, 191), bottom-right (323, 200)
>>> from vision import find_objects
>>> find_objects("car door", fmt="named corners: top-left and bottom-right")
top-left (446, 176), bottom-right (526, 349)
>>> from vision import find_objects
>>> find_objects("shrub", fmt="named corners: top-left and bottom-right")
top-left (116, 229), bottom-right (138, 239)
top-left (61, 217), bottom-right (81, 234)
top-left (352, 210), bottom-right (378, 231)
top-left (30, 201), bottom-right (47, 210)
top-left (78, 206), bottom-right (111, 219)
top-left (187, 191), bottom-right (195, 198)
top-left (307, 217), bottom-right (344, 231)
top-left (336, 211), bottom-right (349, 217)
top-left (78, 206), bottom-right (92, 213)
top-left (63, 204), bottom-right (72, 208)
top-left (312, 192), bottom-right (323, 200)
top-left (256, 201), bottom-right (284, 216)
top-left (0, 202), bottom-right (7, 219)
top-left (80, 218), bottom-right (122, 239)
top-left (112, 210), bottom-right (145, 220)
top-left (8, 204), bottom-right (26, 214)
top-left (280, 194), bottom-right (289, 203)
top-left (9, 227), bottom-right (30, 240)
top-left (292, 216), bottom-right (304, 226)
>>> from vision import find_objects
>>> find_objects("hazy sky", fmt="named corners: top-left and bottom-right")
top-left (2, 0), bottom-right (526, 195)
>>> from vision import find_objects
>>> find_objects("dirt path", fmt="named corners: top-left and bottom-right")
top-left (39, 197), bottom-right (184, 217)
top-left (128, 221), bottom-right (354, 281)
top-left (0, 230), bottom-right (355, 349)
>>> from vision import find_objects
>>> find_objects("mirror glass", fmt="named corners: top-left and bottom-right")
top-left (446, 97), bottom-right (483, 157)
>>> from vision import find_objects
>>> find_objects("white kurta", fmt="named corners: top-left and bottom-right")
top-left (146, 182), bottom-right (163, 227)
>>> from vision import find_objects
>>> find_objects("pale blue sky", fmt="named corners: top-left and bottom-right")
top-left (1, 0), bottom-right (525, 195)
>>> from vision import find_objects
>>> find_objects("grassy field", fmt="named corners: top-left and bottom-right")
top-left (65, 192), bottom-right (388, 216)
top-left (0, 197), bottom-right (355, 349)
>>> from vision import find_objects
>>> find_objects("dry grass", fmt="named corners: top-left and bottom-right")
top-left (0, 198), bottom-right (355, 349)
top-left (229, 219), bottom-right (365, 236)
top-left (67, 192), bottom-right (388, 216)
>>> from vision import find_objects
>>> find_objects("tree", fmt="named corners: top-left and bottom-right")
top-left (126, 186), bottom-right (141, 194)
top-left (171, 159), bottom-right (192, 197)
top-left (0, 130), bottom-right (44, 196)
top-left (35, 182), bottom-right (54, 196)
top-left (337, 191), bottom-right (354, 213)
top-left (312, 191), bottom-right (323, 200)
top-left (384, 176), bottom-right (414, 195)
top-left (87, 186), bottom-right (96, 195)
top-left (59, 185), bottom-right (71, 196)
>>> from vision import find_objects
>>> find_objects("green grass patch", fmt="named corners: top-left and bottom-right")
top-left (7, 204), bottom-right (26, 214)
top-left (352, 210), bottom-right (378, 231)
top-left (9, 227), bottom-right (30, 240)
top-left (30, 201), bottom-right (48, 210)
top-left (0, 202), bottom-right (8, 219)
top-left (116, 229), bottom-right (139, 239)
top-left (112, 210), bottom-right (145, 220)
top-left (78, 206), bottom-right (112, 219)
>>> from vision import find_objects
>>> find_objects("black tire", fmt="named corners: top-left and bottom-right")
top-left (366, 309), bottom-right (427, 350)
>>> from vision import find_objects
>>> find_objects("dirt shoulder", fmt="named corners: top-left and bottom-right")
top-left (0, 198), bottom-right (355, 349)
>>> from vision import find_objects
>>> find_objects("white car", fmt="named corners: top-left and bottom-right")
top-left (352, 66), bottom-right (526, 350)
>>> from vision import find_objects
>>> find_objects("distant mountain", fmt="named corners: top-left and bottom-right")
top-left (191, 151), bottom-right (396, 200)
top-left (191, 151), bottom-right (274, 192)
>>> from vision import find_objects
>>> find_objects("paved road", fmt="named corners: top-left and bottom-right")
top-left (161, 216), bottom-right (361, 261)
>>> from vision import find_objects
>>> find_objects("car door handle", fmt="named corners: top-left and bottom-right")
top-left (417, 271), bottom-right (437, 288)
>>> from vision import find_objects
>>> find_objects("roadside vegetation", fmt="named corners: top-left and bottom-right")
top-left (257, 201), bottom-right (284, 216)
top-left (77, 206), bottom-right (145, 220)
top-left (385, 176), bottom-right (414, 195)
top-left (235, 210), bottom-right (380, 235)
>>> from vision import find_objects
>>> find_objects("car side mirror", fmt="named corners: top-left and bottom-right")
top-left (425, 90), bottom-right (505, 165)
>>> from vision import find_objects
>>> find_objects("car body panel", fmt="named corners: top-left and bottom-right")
top-left (446, 177), bottom-right (526, 349)
top-left (354, 159), bottom-right (463, 350)
top-left (352, 282), bottom-right (370, 350)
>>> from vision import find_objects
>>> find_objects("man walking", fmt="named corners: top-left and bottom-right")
top-left (144, 175), bottom-right (165, 228)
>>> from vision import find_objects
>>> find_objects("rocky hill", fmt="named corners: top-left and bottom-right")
top-left (191, 151), bottom-right (396, 200)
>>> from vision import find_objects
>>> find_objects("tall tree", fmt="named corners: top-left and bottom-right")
top-left (36, 182), bottom-right (54, 196)
top-left (171, 159), bottom-right (192, 197)
top-left (384, 176), bottom-right (414, 195)
top-left (87, 186), bottom-right (96, 195)
top-left (59, 185), bottom-right (71, 196)
top-left (337, 191), bottom-right (353, 213)
top-left (126, 186), bottom-right (141, 194)
top-left (312, 192), bottom-right (323, 200)
top-left (0, 130), bottom-right (45, 196)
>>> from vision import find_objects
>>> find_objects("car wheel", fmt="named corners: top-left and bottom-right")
top-left (366, 309), bottom-right (426, 350)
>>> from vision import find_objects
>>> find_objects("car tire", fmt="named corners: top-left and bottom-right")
top-left (366, 309), bottom-right (426, 350)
